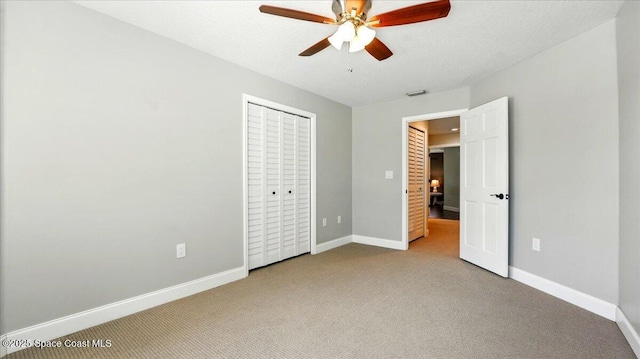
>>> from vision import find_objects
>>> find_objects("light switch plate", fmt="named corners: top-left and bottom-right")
top-left (385, 171), bottom-right (393, 179)
top-left (532, 238), bottom-right (540, 252)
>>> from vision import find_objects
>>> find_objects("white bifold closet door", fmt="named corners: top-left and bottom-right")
top-left (247, 103), bottom-right (310, 270)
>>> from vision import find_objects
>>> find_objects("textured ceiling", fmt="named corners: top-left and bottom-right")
top-left (74, 0), bottom-right (623, 107)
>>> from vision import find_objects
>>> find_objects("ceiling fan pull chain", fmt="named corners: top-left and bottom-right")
top-left (346, 47), bottom-right (353, 72)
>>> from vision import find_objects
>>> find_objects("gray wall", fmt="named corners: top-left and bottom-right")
top-left (352, 88), bottom-right (469, 241)
top-left (443, 147), bottom-right (460, 209)
top-left (0, 1), bottom-right (351, 333)
top-left (470, 20), bottom-right (619, 303)
top-left (617, 1), bottom-right (640, 336)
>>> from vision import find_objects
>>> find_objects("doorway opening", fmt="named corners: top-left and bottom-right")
top-left (402, 98), bottom-right (510, 277)
top-left (428, 146), bottom-right (460, 221)
top-left (401, 109), bottom-right (467, 249)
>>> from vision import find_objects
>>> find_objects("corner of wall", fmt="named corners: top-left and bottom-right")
top-left (616, 307), bottom-right (640, 358)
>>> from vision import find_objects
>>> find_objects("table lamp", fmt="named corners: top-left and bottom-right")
top-left (430, 179), bottom-right (440, 193)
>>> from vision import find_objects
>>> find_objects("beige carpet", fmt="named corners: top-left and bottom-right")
top-left (8, 219), bottom-right (636, 358)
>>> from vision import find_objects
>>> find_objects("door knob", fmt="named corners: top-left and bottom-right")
top-left (490, 193), bottom-right (504, 200)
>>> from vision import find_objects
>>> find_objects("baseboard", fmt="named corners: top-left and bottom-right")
top-left (443, 206), bottom-right (460, 212)
top-left (353, 235), bottom-right (406, 250)
top-left (2, 266), bottom-right (246, 356)
top-left (617, 307), bottom-right (640, 358)
top-left (315, 235), bottom-right (353, 254)
top-left (509, 266), bottom-right (616, 321)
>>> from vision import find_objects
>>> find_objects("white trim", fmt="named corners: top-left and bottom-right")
top-left (353, 235), bottom-right (405, 250)
top-left (242, 95), bottom-right (249, 277)
top-left (242, 94), bottom-right (317, 260)
top-left (443, 206), bottom-right (460, 212)
top-left (509, 266), bottom-right (616, 321)
top-left (2, 267), bottom-right (246, 356)
top-left (315, 235), bottom-right (353, 254)
top-left (616, 307), bottom-right (640, 358)
top-left (401, 108), bottom-right (468, 251)
top-left (311, 112), bottom-right (317, 255)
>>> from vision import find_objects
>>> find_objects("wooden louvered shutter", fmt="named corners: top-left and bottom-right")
top-left (408, 126), bottom-right (425, 241)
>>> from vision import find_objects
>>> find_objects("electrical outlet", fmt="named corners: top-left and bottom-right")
top-left (532, 238), bottom-right (540, 252)
top-left (338, 215), bottom-right (342, 224)
top-left (322, 218), bottom-right (327, 227)
top-left (176, 243), bottom-right (186, 258)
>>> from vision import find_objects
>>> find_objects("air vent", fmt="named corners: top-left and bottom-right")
top-left (406, 90), bottom-right (429, 97)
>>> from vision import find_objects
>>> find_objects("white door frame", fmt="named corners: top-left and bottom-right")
top-left (242, 94), bottom-right (317, 277)
top-left (401, 109), bottom-right (468, 250)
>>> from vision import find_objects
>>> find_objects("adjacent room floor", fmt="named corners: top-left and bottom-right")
top-left (7, 220), bottom-right (635, 358)
top-left (429, 203), bottom-right (460, 220)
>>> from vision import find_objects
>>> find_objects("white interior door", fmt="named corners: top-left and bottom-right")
top-left (281, 113), bottom-right (297, 260)
top-left (247, 104), bottom-right (265, 269)
top-left (296, 116), bottom-right (311, 254)
top-left (459, 97), bottom-right (509, 277)
top-left (264, 108), bottom-right (282, 266)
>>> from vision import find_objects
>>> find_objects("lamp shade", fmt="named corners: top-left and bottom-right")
top-left (357, 25), bottom-right (376, 46)
top-left (430, 179), bottom-right (440, 187)
top-left (329, 21), bottom-right (356, 50)
top-left (349, 26), bottom-right (376, 53)
top-left (328, 33), bottom-right (344, 50)
top-left (349, 36), bottom-right (366, 53)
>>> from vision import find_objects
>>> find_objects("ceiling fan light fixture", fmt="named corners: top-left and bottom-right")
top-left (259, 0), bottom-right (451, 61)
top-left (349, 36), bottom-right (366, 53)
top-left (336, 21), bottom-right (356, 41)
top-left (328, 33), bottom-right (344, 50)
top-left (329, 21), bottom-right (356, 50)
top-left (356, 25), bottom-right (376, 46)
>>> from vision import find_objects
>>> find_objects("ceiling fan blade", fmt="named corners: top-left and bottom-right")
top-left (365, 37), bottom-right (393, 61)
top-left (259, 5), bottom-right (336, 24)
top-left (368, 0), bottom-right (451, 27)
top-left (299, 37), bottom-right (332, 57)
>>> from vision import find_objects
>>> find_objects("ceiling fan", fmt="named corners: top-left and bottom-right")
top-left (259, 0), bottom-right (451, 61)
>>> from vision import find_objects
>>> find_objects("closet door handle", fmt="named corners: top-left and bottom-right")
top-left (288, 190), bottom-right (292, 194)
top-left (272, 191), bottom-right (276, 195)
